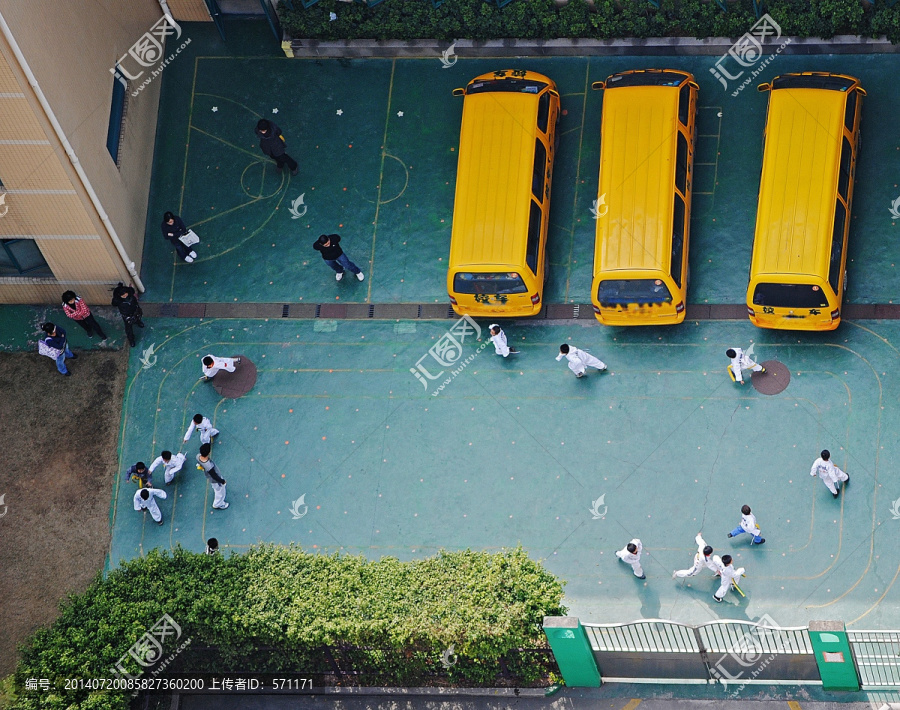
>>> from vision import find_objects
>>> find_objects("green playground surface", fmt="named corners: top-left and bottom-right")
top-left (140, 24), bottom-right (900, 307)
top-left (110, 315), bottom-right (900, 628)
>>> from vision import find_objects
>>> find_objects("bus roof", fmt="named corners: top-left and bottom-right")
top-left (594, 84), bottom-right (680, 274)
top-left (450, 89), bottom-right (541, 268)
top-left (751, 87), bottom-right (847, 279)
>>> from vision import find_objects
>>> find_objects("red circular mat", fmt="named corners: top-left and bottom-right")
top-left (751, 359), bottom-right (790, 395)
top-left (211, 355), bottom-right (257, 399)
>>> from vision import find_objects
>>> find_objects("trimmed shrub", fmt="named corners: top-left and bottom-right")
top-left (278, 0), bottom-right (898, 42)
top-left (11, 546), bottom-right (566, 710)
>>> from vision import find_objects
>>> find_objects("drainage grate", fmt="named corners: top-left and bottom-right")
top-left (368, 304), bottom-right (375, 318)
top-left (573, 304), bottom-right (580, 318)
top-left (281, 304), bottom-right (289, 318)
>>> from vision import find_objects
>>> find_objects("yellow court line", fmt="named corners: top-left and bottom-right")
top-left (189, 125), bottom-right (262, 161)
top-left (563, 64), bottom-right (590, 304)
top-left (787, 701), bottom-right (802, 710)
top-left (621, 700), bottom-right (642, 710)
top-left (366, 58), bottom-right (397, 304)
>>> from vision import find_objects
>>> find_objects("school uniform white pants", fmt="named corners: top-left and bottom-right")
top-left (145, 499), bottom-right (162, 523)
top-left (715, 577), bottom-right (733, 600)
top-left (211, 482), bottom-right (227, 508)
top-left (200, 428), bottom-right (219, 445)
top-left (164, 460), bottom-right (185, 484)
top-left (674, 557), bottom-right (704, 578)
top-left (819, 467), bottom-right (849, 494)
top-left (615, 551), bottom-right (643, 577)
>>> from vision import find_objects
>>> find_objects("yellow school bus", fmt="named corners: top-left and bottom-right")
top-left (590, 69), bottom-right (698, 325)
top-left (747, 72), bottom-right (865, 331)
top-left (447, 70), bottom-right (560, 317)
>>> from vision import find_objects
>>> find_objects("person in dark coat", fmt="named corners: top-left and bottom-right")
top-left (161, 212), bottom-right (198, 263)
top-left (111, 282), bottom-right (144, 347)
top-left (312, 234), bottom-right (364, 282)
top-left (255, 119), bottom-right (298, 176)
top-left (41, 321), bottom-right (76, 376)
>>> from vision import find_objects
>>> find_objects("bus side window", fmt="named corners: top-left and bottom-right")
top-left (678, 83), bottom-right (690, 126)
top-left (532, 139), bottom-right (547, 202)
top-left (537, 92), bottom-right (550, 134)
top-left (838, 136), bottom-right (852, 202)
top-left (829, 199), bottom-right (846, 294)
top-left (844, 90), bottom-right (858, 132)
top-left (671, 194), bottom-right (685, 288)
top-left (675, 132), bottom-right (688, 195)
top-left (526, 199), bottom-right (542, 273)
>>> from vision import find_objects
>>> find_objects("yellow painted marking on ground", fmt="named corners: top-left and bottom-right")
top-left (621, 700), bottom-right (642, 710)
top-left (788, 701), bottom-right (802, 710)
top-left (562, 63), bottom-right (590, 304)
top-left (366, 58), bottom-right (397, 303)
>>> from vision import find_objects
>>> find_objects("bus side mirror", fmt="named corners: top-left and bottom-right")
top-left (452, 88), bottom-right (465, 97)
top-left (688, 81), bottom-right (699, 91)
top-left (856, 87), bottom-right (867, 97)
top-left (757, 83), bottom-right (771, 93)
top-left (591, 81), bottom-right (605, 91)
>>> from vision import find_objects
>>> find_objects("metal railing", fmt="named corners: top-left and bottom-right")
top-left (583, 618), bottom-right (818, 685)
top-left (848, 630), bottom-right (900, 687)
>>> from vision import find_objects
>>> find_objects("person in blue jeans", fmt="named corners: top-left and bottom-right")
top-left (727, 504), bottom-right (765, 545)
top-left (41, 321), bottom-right (76, 376)
top-left (312, 234), bottom-right (365, 282)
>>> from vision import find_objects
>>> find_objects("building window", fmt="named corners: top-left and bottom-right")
top-left (0, 239), bottom-right (53, 277)
top-left (107, 69), bottom-right (128, 166)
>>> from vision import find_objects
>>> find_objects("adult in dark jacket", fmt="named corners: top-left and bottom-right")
top-left (161, 212), bottom-right (198, 263)
top-left (312, 234), bottom-right (364, 282)
top-left (41, 321), bottom-right (76, 376)
top-left (111, 283), bottom-right (144, 347)
top-left (255, 119), bottom-right (298, 176)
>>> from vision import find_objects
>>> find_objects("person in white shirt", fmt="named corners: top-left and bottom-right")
top-left (489, 324), bottom-right (519, 357)
top-left (134, 487), bottom-right (167, 525)
top-left (713, 554), bottom-right (745, 602)
top-left (673, 532), bottom-right (723, 578)
top-left (149, 450), bottom-right (187, 485)
top-left (201, 354), bottom-right (241, 380)
top-left (615, 538), bottom-right (645, 579)
top-left (727, 504), bottom-right (765, 545)
top-left (184, 413), bottom-right (219, 446)
top-left (810, 449), bottom-right (849, 498)
top-left (726, 347), bottom-right (765, 385)
top-left (556, 343), bottom-right (607, 378)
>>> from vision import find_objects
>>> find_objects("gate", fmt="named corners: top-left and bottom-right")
top-left (848, 630), bottom-right (900, 688)
top-left (583, 618), bottom-right (818, 685)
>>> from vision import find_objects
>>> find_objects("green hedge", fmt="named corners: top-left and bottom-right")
top-left (279, 0), bottom-right (900, 43)
top-left (11, 545), bottom-right (566, 710)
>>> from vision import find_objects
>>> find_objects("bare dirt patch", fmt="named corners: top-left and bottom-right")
top-left (0, 349), bottom-right (128, 676)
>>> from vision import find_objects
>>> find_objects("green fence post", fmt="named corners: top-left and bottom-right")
top-left (543, 616), bottom-right (602, 687)
top-left (808, 620), bottom-right (860, 691)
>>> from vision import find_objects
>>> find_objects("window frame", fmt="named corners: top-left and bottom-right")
top-left (678, 83), bottom-right (691, 126)
top-left (829, 199), bottom-right (847, 294)
top-left (675, 132), bottom-right (688, 196)
top-left (532, 139), bottom-right (548, 203)
top-left (525, 198), bottom-right (542, 274)
top-left (0, 239), bottom-right (53, 277)
top-left (536, 91), bottom-right (550, 134)
top-left (837, 136), bottom-right (852, 202)
top-left (843, 90), bottom-right (858, 132)
top-left (671, 194), bottom-right (686, 289)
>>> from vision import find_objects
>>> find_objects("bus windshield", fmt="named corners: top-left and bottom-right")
top-left (453, 272), bottom-right (528, 295)
top-left (752, 283), bottom-right (830, 308)
top-left (597, 279), bottom-right (673, 306)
